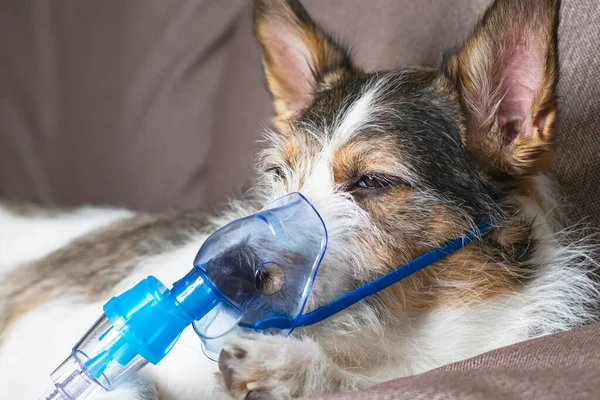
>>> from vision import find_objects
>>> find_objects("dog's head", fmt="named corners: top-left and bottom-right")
top-left (252, 0), bottom-right (560, 329)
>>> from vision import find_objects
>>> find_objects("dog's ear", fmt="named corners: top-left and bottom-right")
top-left (443, 0), bottom-right (560, 178)
top-left (254, 0), bottom-right (355, 129)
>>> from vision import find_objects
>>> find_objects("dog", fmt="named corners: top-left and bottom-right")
top-left (1, 0), bottom-right (598, 399)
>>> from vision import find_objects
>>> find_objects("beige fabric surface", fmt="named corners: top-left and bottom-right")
top-left (306, 322), bottom-right (600, 400)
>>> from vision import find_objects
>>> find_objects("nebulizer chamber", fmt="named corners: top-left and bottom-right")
top-left (40, 192), bottom-right (327, 400)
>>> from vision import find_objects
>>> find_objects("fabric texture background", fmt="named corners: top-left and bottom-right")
top-left (1, 1), bottom-right (599, 399)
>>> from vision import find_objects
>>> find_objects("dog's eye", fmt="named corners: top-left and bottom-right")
top-left (355, 175), bottom-right (390, 190)
top-left (266, 166), bottom-right (285, 179)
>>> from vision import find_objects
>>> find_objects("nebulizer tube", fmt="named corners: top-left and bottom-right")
top-left (39, 193), bottom-right (328, 400)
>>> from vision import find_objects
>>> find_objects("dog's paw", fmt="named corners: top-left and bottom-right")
top-left (217, 334), bottom-right (322, 400)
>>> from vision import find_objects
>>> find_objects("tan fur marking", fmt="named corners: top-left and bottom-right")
top-left (380, 246), bottom-right (521, 313)
top-left (332, 136), bottom-right (403, 185)
top-left (356, 204), bottom-right (526, 313)
top-left (282, 137), bottom-right (303, 166)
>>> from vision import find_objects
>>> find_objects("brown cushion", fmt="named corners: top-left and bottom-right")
top-left (0, 0), bottom-right (270, 210)
top-left (304, 322), bottom-right (600, 400)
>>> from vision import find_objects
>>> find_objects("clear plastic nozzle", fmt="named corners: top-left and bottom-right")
top-left (39, 316), bottom-right (147, 400)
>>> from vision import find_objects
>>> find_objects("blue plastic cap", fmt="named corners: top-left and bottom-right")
top-left (102, 275), bottom-right (219, 366)
top-left (67, 274), bottom-right (222, 390)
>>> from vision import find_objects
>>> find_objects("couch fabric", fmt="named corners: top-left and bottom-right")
top-left (1, 1), bottom-right (599, 399)
top-left (306, 322), bottom-right (600, 400)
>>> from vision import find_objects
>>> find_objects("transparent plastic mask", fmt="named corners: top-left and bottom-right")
top-left (192, 193), bottom-right (328, 357)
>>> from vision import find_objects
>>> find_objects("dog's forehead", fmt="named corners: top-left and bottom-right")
top-left (295, 69), bottom-right (464, 164)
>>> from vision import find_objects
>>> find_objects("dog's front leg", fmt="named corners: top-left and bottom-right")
top-left (218, 334), bottom-right (373, 400)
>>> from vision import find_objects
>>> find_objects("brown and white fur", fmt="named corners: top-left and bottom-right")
top-left (1, 0), bottom-right (599, 399)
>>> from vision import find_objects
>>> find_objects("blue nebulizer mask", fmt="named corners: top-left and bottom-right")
top-left (40, 192), bottom-right (490, 400)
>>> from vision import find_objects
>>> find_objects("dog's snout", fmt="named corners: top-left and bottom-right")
top-left (205, 243), bottom-right (271, 301)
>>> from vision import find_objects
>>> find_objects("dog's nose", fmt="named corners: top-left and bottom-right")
top-left (205, 242), bottom-right (280, 302)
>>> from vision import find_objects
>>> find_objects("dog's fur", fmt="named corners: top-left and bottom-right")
top-left (1, 0), bottom-right (599, 399)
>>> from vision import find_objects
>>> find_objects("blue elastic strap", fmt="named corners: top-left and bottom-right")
top-left (291, 221), bottom-right (492, 328)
